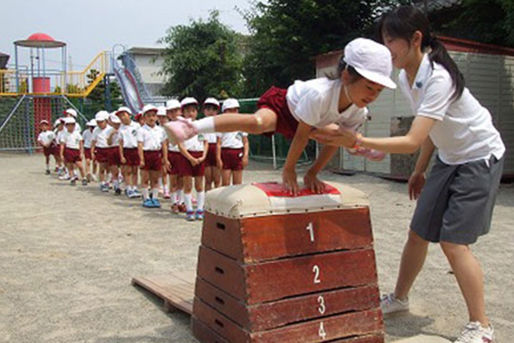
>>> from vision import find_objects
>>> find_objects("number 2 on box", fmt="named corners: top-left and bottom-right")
top-left (312, 265), bottom-right (321, 284)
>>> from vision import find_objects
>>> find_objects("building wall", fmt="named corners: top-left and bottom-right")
top-left (317, 51), bottom-right (514, 176)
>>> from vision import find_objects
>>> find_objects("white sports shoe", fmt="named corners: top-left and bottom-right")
top-left (380, 293), bottom-right (409, 315)
top-left (454, 322), bottom-right (494, 343)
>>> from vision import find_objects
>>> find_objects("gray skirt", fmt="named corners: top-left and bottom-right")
top-left (410, 155), bottom-right (504, 244)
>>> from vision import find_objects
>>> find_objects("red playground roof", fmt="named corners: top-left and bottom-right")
top-left (15, 33), bottom-right (66, 48)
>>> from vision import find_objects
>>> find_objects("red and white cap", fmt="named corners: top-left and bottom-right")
top-left (115, 106), bottom-right (132, 115)
top-left (343, 38), bottom-right (396, 89)
top-left (64, 108), bottom-right (78, 117)
top-left (180, 97), bottom-right (198, 108)
top-left (95, 110), bottom-right (110, 122)
top-left (109, 113), bottom-right (121, 124)
top-left (166, 99), bottom-right (181, 110)
top-left (203, 97), bottom-right (220, 108)
top-left (157, 106), bottom-right (167, 116)
top-left (63, 117), bottom-right (76, 124)
top-left (222, 98), bottom-right (240, 112)
top-left (54, 119), bottom-right (63, 127)
top-left (142, 104), bottom-right (158, 114)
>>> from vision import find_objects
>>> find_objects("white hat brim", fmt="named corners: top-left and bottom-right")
top-left (354, 67), bottom-right (397, 89)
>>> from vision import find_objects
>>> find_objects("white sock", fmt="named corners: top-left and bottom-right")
top-left (163, 185), bottom-right (168, 193)
top-left (184, 193), bottom-right (193, 212)
top-left (114, 179), bottom-right (119, 188)
top-left (46, 163), bottom-right (49, 170)
top-left (152, 188), bottom-right (159, 199)
top-left (197, 191), bottom-right (205, 211)
top-left (142, 188), bottom-right (149, 200)
top-left (177, 189), bottom-right (184, 204)
top-left (171, 191), bottom-right (177, 204)
top-left (158, 177), bottom-right (163, 188)
top-left (193, 117), bottom-right (216, 133)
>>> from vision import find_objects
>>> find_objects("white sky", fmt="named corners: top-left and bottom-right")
top-left (2, 0), bottom-right (253, 69)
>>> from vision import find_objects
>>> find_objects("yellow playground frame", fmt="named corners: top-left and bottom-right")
top-left (0, 51), bottom-right (108, 98)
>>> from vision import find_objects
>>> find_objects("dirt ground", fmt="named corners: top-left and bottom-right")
top-left (1, 153), bottom-right (513, 343)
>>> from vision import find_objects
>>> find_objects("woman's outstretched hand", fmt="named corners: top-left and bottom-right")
top-left (311, 127), bottom-right (358, 147)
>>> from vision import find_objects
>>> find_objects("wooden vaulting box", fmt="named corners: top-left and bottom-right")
top-left (192, 182), bottom-right (384, 343)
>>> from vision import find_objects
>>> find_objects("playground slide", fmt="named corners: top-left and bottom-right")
top-left (113, 65), bottom-right (144, 114)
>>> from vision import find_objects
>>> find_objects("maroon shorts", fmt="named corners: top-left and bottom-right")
top-left (221, 148), bottom-right (244, 171)
top-left (84, 147), bottom-right (92, 160)
top-left (64, 148), bottom-right (81, 164)
top-left (257, 86), bottom-right (298, 140)
top-left (123, 148), bottom-right (140, 166)
top-left (167, 151), bottom-right (181, 175)
top-left (95, 147), bottom-right (110, 164)
top-left (52, 144), bottom-right (61, 156)
top-left (43, 144), bottom-right (55, 157)
top-left (179, 151), bottom-right (205, 177)
top-left (107, 147), bottom-right (121, 166)
top-left (143, 150), bottom-right (162, 171)
top-left (205, 143), bottom-right (218, 167)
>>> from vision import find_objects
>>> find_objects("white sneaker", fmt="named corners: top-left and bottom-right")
top-left (380, 293), bottom-right (409, 315)
top-left (454, 322), bottom-right (494, 343)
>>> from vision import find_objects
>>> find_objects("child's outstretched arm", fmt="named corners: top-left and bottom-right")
top-left (282, 121), bottom-right (312, 195)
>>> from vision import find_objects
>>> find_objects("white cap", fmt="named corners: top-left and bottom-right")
top-left (115, 106), bottom-right (132, 115)
top-left (166, 99), bottom-right (181, 110)
top-left (54, 119), bottom-right (63, 127)
top-left (157, 106), bottom-right (167, 116)
top-left (109, 113), bottom-right (121, 124)
top-left (86, 119), bottom-right (97, 127)
top-left (95, 110), bottom-right (110, 122)
top-left (222, 98), bottom-right (240, 112)
top-left (343, 38), bottom-right (396, 89)
top-left (64, 108), bottom-right (78, 117)
top-left (142, 104), bottom-right (158, 114)
top-left (39, 119), bottom-right (49, 125)
top-left (180, 97), bottom-right (198, 108)
top-left (203, 97), bottom-right (220, 108)
top-left (64, 117), bottom-right (76, 124)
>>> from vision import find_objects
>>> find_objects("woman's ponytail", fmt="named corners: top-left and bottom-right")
top-left (428, 36), bottom-right (464, 100)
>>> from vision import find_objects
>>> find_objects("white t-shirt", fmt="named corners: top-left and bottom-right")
top-left (137, 124), bottom-right (166, 151)
top-left (119, 121), bottom-right (141, 148)
top-left (38, 130), bottom-right (55, 146)
top-left (82, 129), bottom-right (94, 148)
top-left (60, 130), bottom-right (83, 150)
top-left (286, 77), bottom-right (368, 130)
top-left (74, 122), bottom-right (82, 133)
top-left (220, 131), bottom-right (247, 149)
top-left (55, 129), bottom-right (67, 146)
top-left (91, 126), bottom-right (113, 148)
top-left (399, 54), bottom-right (505, 165)
top-left (204, 132), bottom-right (220, 144)
top-left (183, 135), bottom-right (206, 152)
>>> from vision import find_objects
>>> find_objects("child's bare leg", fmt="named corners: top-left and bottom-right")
top-left (213, 109), bottom-right (277, 134)
top-left (213, 166), bottom-right (221, 188)
top-left (205, 167), bottom-right (213, 191)
top-left (221, 169), bottom-right (231, 186)
top-left (232, 170), bottom-right (243, 185)
top-left (75, 161), bottom-right (86, 178)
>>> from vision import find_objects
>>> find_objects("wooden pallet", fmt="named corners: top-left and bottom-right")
top-left (131, 271), bottom-right (195, 314)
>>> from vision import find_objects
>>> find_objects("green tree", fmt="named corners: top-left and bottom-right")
top-left (159, 10), bottom-right (244, 100)
top-left (428, 0), bottom-right (514, 47)
top-left (240, 0), bottom-right (409, 96)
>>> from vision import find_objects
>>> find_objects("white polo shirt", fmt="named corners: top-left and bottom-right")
top-left (183, 135), bottom-right (206, 152)
top-left (55, 129), bottom-right (66, 146)
top-left (119, 121), bottom-right (141, 148)
top-left (38, 130), bottom-right (55, 146)
top-left (60, 130), bottom-right (83, 150)
top-left (399, 54), bottom-right (505, 165)
top-left (204, 132), bottom-right (220, 144)
top-left (286, 77), bottom-right (368, 130)
top-left (137, 124), bottom-right (166, 151)
top-left (82, 129), bottom-right (94, 148)
top-left (220, 131), bottom-right (247, 149)
top-left (91, 126), bottom-right (113, 148)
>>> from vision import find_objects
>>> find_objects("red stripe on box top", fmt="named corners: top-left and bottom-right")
top-left (252, 182), bottom-right (340, 197)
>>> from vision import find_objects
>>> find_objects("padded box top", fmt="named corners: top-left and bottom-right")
top-left (205, 181), bottom-right (368, 218)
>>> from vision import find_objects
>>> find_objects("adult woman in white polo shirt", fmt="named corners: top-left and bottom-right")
top-left (313, 6), bottom-right (504, 343)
